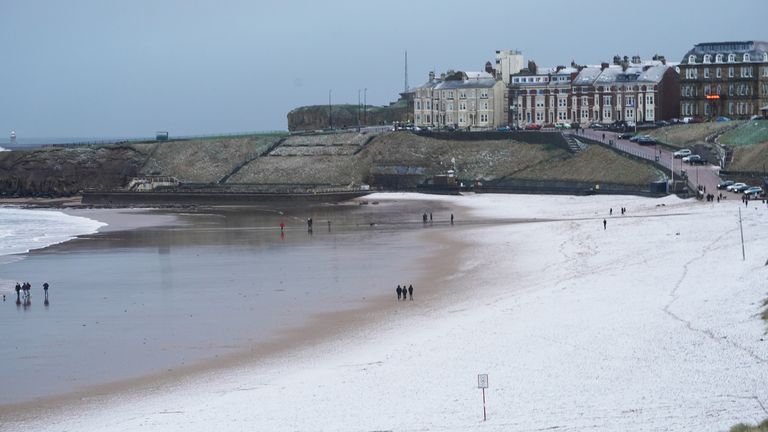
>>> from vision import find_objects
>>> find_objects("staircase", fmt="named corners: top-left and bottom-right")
top-left (564, 134), bottom-right (587, 153)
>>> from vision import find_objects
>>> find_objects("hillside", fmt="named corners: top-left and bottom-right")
top-left (646, 122), bottom-right (741, 148)
top-left (0, 131), bottom-right (664, 198)
top-left (287, 101), bottom-right (410, 132)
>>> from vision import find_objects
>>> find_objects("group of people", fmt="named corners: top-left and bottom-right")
top-left (10, 281), bottom-right (49, 301)
top-left (396, 284), bottom-right (414, 301)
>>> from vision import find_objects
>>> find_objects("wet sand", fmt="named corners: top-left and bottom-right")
top-left (0, 199), bottom-right (468, 421)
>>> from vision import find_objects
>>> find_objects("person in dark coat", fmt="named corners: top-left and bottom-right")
top-left (408, 284), bottom-right (413, 300)
top-left (603, 219), bottom-right (607, 230)
top-left (43, 282), bottom-right (49, 298)
top-left (396, 285), bottom-right (402, 300)
top-left (15, 282), bottom-right (21, 299)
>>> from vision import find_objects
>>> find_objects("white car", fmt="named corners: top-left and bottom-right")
top-left (673, 149), bottom-right (692, 158)
top-left (727, 182), bottom-right (748, 192)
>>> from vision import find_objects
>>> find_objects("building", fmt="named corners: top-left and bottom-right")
top-left (570, 55), bottom-right (680, 125)
top-left (413, 70), bottom-right (506, 129)
top-left (679, 41), bottom-right (768, 119)
top-left (509, 61), bottom-right (579, 127)
top-left (495, 50), bottom-right (524, 85)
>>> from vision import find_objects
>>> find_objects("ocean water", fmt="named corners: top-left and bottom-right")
top-left (0, 208), bottom-right (105, 284)
top-left (0, 201), bottom-right (449, 404)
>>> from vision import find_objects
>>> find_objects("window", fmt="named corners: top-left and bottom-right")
top-left (582, 96), bottom-right (589, 106)
top-left (603, 95), bottom-right (611, 106)
top-left (744, 53), bottom-right (750, 62)
top-left (626, 96), bottom-right (636, 108)
top-left (716, 54), bottom-right (723, 63)
top-left (689, 55), bottom-right (696, 64)
top-left (646, 95), bottom-right (654, 105)
top-left (728, 53), bottom-right (736, 62)
top-left (764, 53), bottom-right (768, 62)
top-left (603, 108), bottom-right (611, 120)
top-left (704, 68), bottom-right (710, 78)
top-left (704, 54), bottom-right (711, 63)
top-left (729, 84), bottom-right (734, 96)
top-left (728, 67), bottom-right (734, 77)
top-left (716, 67), bottom-right (722, 78)
top-left (704, 85), bottom-right (711, 96)
top-left (764, 66), bottom-right (768, 77)
top-left (416, 101), bottom-right (421, 110)
top-left (646, 109), bottom-right (654, 121)
top-left (704, 104), bottom-right (711, 116)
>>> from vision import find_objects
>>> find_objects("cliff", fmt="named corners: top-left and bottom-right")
top-left (287, 100), bottom-right (411, 132)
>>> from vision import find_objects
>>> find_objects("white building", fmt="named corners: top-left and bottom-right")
top-left (414, 71), bottom-right (506, 130)
top-left (495, 50), bottom-right (524, 85)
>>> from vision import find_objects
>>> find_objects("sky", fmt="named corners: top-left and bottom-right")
top-left (1, 0), bottom-right (766, 138)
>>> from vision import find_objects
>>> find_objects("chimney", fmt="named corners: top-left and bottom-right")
top-left (621, 60), bottom-right (629, 72)
top-left (632, 55), bottom-right (641, 64)
top-left (528, 60), bottom-right (537, 74)
top-left (556, 65), bottom-right (565, 73)
top-left (429, 71), bottom-right (435, 81)
top-left (485, 61), bottom-right (494, 74)
top-left (440, 72), bottom-right (446, 80)
top-left (601, 62), bottom-right (609, 71)
top-left (613, 55), bottom-right (621, 65)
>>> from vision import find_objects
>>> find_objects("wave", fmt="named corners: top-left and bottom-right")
top-left (0, 208), bottom-right (106, 257)
top-left (0, 146), bottom-right (9, 152)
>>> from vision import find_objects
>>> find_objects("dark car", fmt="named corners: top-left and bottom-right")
top-left (635, 135), bottom-right (657, 145)
top-left (684, 155), bottom-right (706, 165)
top-left (589, 122), bottom-right (607, 129)
top-left (655, 120), bottom-right (670, 127)
top-left (618, 132), bottom-right (633, 140)
top-left (717, 180), bottom-right (734, 189)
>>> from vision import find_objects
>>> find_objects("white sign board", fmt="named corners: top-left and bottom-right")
top-left (477, 374), bottom-right (488, 389)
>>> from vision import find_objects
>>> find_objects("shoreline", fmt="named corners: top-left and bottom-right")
top-left (3, 193), bottom-right (767, 430)
top-left (0, 197), bottom-right (473, 423)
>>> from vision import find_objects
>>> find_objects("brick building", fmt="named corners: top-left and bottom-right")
top-left (679, 41), bottom-right (768, 119)
top-left (509, 61), bottom-right (579, 127)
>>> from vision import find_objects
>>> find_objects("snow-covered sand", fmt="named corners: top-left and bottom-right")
top-left (10, 193), bottom-right (768, 431)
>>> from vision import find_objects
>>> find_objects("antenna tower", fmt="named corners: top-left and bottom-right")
top-left (404, 51), bottom-right (409, 93)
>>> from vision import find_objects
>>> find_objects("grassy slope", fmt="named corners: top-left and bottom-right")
top-left (508, 145), bottom-right (664, 185)
top-left (721, 120), bottom-right (768, 172)
top-left (647, 122), bottom-right (741, 148)
top-left (140, 134), bottom-right (284, 183)
top-left (731, 419), bottom-right (768, 432)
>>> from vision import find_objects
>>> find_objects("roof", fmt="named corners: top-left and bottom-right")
top-left (434, 78), bottom-right (497, 90)
top-left (681, 40), bottom-right (768, 64)
top-left (574, 64), bottom-right (671, 86)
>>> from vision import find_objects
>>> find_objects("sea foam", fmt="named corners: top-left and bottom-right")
top-left (0, 207), bottom-right (106, 257)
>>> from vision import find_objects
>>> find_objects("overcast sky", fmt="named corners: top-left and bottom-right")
top-left (1, 0), bottom-right (766, 138)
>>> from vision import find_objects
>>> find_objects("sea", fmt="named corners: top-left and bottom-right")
top-left (0, 208), bottom-right (105, 265)
top-left (0, 201), bottom-right (447, 405)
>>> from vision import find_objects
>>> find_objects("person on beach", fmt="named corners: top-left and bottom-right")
top-left (15, 282), bottom-right (21, 299)
top-left (609, 208), bottom-right (613, 216)
top-left (422, 213), bottom-right (428, 223)
top-left (450, 213), bottom-right (454, 224)
top-left (408, 284), bottom-right (413, 300)
top-left (43, 282), bottom-right (49, 298)
top-left (279, 221), bottom-right (285, 231)
top-left (603, 219), bottom-right (607, 230)
top-left (396, 285), bottom-right (402, 300)
top-left (429, 212), bottom-right (433, 222)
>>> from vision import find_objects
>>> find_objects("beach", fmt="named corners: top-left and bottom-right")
top-left (1, 193), bottom-right (767, 431)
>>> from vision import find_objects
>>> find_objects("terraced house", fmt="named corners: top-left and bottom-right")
top-left (679, 40), bottom-right (768, 119)
top-left (508, 61), bottom-right (579, 127)
top-left (413, 70), bottom-right (506, 130)
top-left (570, 56), bottom-right (680, 125)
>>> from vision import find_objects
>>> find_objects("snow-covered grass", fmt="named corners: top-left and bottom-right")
top-left (12, 192), bottom-right (768, 432)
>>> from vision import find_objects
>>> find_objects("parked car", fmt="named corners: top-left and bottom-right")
top-left (715, 116), bottom-right (732, 122)
top-left (589, 122), bottom-right (607, 129)
top-left (683, 155), bottom-right (705, 165)
top-left (727, 182), bottom-right (748, 192)
top-left (555, 123), bottom-right (571, 129)
top-left (743, 186), bottom-right (763, 196)
top-left (618, 132), bottom-right (634, 140)
top-left (716, 180), bottom-right (734, 189)
top-left (655, 120), bottom-right (670, 127)
top-left (497, 126), bottom-right (511, 132)
top-left (673, 149), bottom-right (692, 158)
top-left (524, 123), bottom-right (542, 130)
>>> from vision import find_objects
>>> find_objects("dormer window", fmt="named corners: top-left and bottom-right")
top-left (703, 55), bottom-right (711, 63)
top-left (688, 55), bottom-right (696, 64)
top-left (728, 53), bottom-right (736, 62)
top-left (744, 53), bottom-right (750, 62)
top-left (764, 53), bottom-right (768, 62)
top-left (716, 54), bottom-right (723, 63)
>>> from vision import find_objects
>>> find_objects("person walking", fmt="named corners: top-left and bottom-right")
top-left (396, 285), bottom-right (402, 300)
top-left (450, 213), bottom-right (454, 224)
top-left (609, 208), bottom-right (613, 216)
top-left (279, 221), bottom-right (285, 231)
top-left (15, 282), bottom-right (21, 300)
top-left (43, 282), bottom-right (49, 298)
top-left (603, 219), bottom-right (607, 230)
top-left (408, 284), bottom-right (413, 300)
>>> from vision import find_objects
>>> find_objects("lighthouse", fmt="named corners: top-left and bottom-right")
top-left (9, 130), bottom-right (16, 147)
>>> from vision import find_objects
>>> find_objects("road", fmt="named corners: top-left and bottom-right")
top-left (569, 128), bottom-right (728, 197)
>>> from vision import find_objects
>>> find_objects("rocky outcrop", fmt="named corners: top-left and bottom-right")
top-left (287, 101), bottom-right (410, 132)
top-left (0, 145), bottom-right (152, 197)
